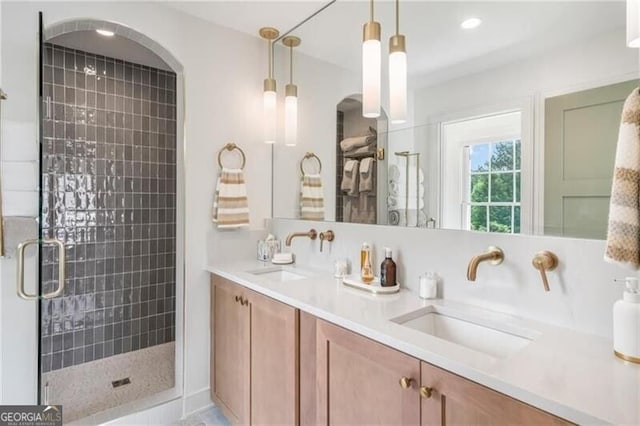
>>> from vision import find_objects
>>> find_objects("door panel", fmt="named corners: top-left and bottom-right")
top-left (420, 361), bottom-right (571, 426)
top-left (316, 320), bottom-right (420, 425)
top-left (544, 80), bottom-right (639, 238)
top-left (248, 289), bottom-right (298, 425)
top-left (212, 276), bottom-right (249, 424)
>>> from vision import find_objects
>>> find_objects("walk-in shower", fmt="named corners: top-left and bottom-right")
top-left (36, 20), bottom-right (183, 423)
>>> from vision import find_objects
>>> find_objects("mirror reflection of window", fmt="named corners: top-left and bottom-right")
top-left (465, 140), bottom-right (521, 233)
top-left (441, 111), bottom-right (523, 233)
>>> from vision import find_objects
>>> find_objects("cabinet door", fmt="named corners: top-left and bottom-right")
top-left (211, 275), bottom-right (250, 424)
top-left (420, 362), bottom-right (571, 426)
top-left (316, 320), bottom-right (421, 425)
top-left (248, 289), bottom-right (299, 425)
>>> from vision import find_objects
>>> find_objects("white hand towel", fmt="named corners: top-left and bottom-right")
top-left (359, 157), bottom-right (375, 193)
top-left (341, 160), bottom-right (359, 196)
top-left (300, 174), bottom-right (325, 221)
top-left (212, 168), bottom-right (249, 228)
top-left (605, 88), bottom-right (640, 269)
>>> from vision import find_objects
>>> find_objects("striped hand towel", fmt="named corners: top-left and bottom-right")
top-left (300, 174), bottom-right (325, 220)
top-left (212, 168), bottom-right (249, 229)
top-left (605, 88), bottom-right (640, 269)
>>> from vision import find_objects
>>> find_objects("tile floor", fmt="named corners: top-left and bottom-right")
top-left (180, 406), bottom-right (230, 426)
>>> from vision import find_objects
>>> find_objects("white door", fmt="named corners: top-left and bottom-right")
top-left (544, 79), bottom-right (639, 239)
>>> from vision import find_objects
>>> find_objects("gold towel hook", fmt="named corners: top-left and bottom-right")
top-left (300, 152), bottom-right (322, 175)
top-left (217, 142), bottom-right (246, 170)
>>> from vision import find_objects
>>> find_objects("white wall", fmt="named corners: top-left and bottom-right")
top-left (270, 218), bottom-right (626, 340)
top-left (0, 0), bottom-right (274, 416)
top-left (272, 48), bottom-right (358, 221)
top-left (412, 28), bottom-right (638, 228)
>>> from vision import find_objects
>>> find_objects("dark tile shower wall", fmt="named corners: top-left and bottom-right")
top-left (39, 44), bottom-right (177, 373)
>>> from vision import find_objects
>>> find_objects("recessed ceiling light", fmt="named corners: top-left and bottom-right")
top-left (461, 18), bottom-right (482, 30)
top-left (96, 29), bottom-right (115, 37)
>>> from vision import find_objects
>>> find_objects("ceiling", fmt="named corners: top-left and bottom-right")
top-left (49, 31), bottom-right (172, 70)
top-left (167, 1), bottom-right (626, 87)
top-left (165, 1), bottom-right (328, 40)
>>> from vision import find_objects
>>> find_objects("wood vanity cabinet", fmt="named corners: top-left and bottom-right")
top-left (211, 275), bottom-right (298, 425)
top-left (211, 275), bottom-right (571, 426)
top-left (420, 362), bottom-right (571, 426)
top-left (314, 319), bottom-right (571, 426)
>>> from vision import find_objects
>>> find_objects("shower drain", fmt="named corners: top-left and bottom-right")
top-left (112, 377), bottom-right (132, 388)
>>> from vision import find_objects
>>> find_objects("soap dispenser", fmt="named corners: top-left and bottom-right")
top-left (613, 277), bottom-right (640, 363)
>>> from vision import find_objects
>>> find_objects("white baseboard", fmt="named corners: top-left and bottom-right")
top-left (184, 387), bottom-right (213, 417)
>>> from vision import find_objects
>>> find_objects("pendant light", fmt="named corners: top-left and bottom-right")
top-left (362, 0), bottom-right (381, 118)
top-left (283, 36), bottom-right (301, 147)
top-left (627, 0), bottom-right (640, 47)
top-left (389, 0), bottom-right (407, 124)
top-left (260, 27), bottom-right (279, 144)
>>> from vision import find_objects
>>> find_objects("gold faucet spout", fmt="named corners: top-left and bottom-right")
top-left (285, 229), bottom-right (317, 246)
top-left (466, 246), bottom-right (504, 281)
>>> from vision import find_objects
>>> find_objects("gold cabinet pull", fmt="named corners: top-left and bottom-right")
top-left (399, 377), bottom-right (413, 389)
top-left (532, 250), bottom-right (559, 292)
top-left (241, 298), bottom-right (249, 307)
top-left (420, 386), bottom-right (433, 398)
top-left (235, 295), bottom-right (241, 303)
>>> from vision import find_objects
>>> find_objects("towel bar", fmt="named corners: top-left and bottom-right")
top-left (300, 152), bottom-right (322, 175)
top-left (217, 142), bottom-right (246, 170)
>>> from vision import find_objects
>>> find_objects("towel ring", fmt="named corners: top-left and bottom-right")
top-left (300, 152), bottom-right (322, 175)
top-left (218, 142), bottom-right (246, 170)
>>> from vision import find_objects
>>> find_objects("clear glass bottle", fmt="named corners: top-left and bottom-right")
top-left (361, 246), bottom-right (374, 283)
top-left (360, 242), bottom-right (371, 270)
top-left (380, 248), bottom-right (396, 287)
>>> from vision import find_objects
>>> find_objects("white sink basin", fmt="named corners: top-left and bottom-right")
top-left (247, 266), bottom-right (308, 282)
top-left (391, 306), bottom-right (536, 359)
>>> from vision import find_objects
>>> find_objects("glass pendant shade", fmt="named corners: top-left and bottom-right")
top-left (389, 35), bottom-right (407, 124)
top-left (263, 80), bottom-right (277, 144)
top-left (362, 21), bottom-right (381, 118)
top-left (285, 85), bottom-right (298, 146)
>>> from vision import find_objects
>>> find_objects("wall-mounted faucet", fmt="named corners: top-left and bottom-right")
top-left (466, 246), bottom-right (504, 281)
top-left (285, 229), bottom-right (317, 247)
top-left (319, 230), bottom-right (334, 252)
top-left (532, 250), bottom-right (558, 291)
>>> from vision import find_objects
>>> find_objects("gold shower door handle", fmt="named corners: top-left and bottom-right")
top-left (17, 238), bottom-right (65, 300)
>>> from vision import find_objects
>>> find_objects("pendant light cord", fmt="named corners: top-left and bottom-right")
top-left (370, 0), bottom-right (374, 22)
top-left (289, 46), bottom-right (293, 85)
top-left (268, 40), bottom-right (273, 79)
top-left (395, 0), bottom-right (400, 35)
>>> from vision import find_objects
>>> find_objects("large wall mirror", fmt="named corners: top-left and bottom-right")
top-left (272, 0), bottom-right (639, 240)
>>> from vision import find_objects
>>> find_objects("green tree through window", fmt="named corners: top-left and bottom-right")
top-left (468, 140), bottom-right (521, 233)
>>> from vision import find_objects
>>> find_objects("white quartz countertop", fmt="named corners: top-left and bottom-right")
top-left (206, 261), bottom-right (640, 425)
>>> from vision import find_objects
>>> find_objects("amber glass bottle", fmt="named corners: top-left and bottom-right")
top-left (380, 248), bottom-right (396, 287)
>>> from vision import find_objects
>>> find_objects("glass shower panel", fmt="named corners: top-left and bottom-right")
top-left (39, 41), bottom-right (177, 422)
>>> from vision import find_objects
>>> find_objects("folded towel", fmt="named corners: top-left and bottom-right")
top-left (359, 157), bottom-right (375, 192)
top-left (340, 135), bottom-right (376, 152)
top-left (341, 160), bottom-right (359, 196)
top-left (212, 168), bottom-right (249, 228)
top-left (345, 144), bottom-right (377, 157)
top-left (605, 88), bottom-right (640, 269)
top-left (300, 174), bottom-right (325, 221)
top-left (391, 166), bottom-right (425, 185)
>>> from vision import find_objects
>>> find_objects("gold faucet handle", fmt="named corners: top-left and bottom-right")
top-left (532, 250), bottom-right (558, 292)
top-left (318, 230), bottom-right (334, 252)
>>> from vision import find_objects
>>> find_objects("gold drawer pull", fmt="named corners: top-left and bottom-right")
top-left (420, 386), bottom-right (433, 398)
top-left (399, 377), bottom-right (413, 389)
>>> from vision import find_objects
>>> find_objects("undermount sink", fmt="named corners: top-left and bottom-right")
top-left (247, 266), bottom-right (308, 282)
top-left (391, 306), bottom-right (537, 359)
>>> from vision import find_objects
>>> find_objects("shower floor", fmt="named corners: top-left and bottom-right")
top-left (42, 342), bottom-right (175, 423)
